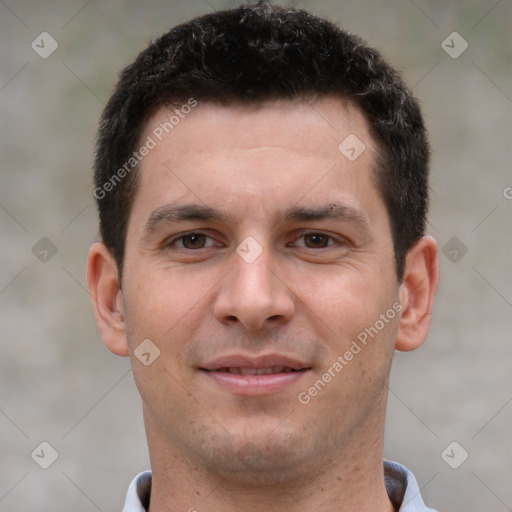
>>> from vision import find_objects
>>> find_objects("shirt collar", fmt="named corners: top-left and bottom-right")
top-left (122, 470), bottom-right (151, 512)
top-left (383, 461), bottom-right (437, 512)
top-left (122, 461), bottom-right (436, 512)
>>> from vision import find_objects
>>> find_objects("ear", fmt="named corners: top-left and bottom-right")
top-left (86, 242), bottom-right (129, 357)
top-left (395, 236), bottom-right (439, 352)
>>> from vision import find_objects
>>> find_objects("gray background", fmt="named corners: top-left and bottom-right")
top-left (1, 0), bottom-right (511, 510)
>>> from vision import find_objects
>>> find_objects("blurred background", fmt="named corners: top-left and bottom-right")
top-left (0, 0), bottom-right (510, 510)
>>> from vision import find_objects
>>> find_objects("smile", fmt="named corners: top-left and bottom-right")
top-left (213, 366), bottom-right (300, 375)
top-left (201, 366), bottom-right (310, 396)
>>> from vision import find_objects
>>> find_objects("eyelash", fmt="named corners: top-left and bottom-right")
top-left (291, 232), bottom-right (336, 249)
top-left (166, 231), bottom-right (343, 250)
top-left (166, 231), bottom-right (220, 250)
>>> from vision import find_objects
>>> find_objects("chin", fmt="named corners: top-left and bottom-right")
top-left (201, 426), bottom-right (318, 485)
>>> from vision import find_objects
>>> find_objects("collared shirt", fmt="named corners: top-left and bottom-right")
top-left (122, 460), bottom-right (437, 511)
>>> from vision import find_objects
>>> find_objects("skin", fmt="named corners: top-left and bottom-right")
top-left (87, 97), bottom-right (438, 512)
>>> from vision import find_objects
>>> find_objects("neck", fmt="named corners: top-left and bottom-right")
top-left (144, 404), bottom-right (395, 512)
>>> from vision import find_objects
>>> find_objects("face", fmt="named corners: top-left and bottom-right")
top-left (113, 98), bottom-right (403, 482)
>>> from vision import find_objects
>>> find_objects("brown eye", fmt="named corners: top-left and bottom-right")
top-left (303, 233), bottom-right (331, 248)
top-left (180, 233), bottom-right (207, 249)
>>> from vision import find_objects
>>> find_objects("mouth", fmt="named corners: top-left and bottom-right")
top-left (199, 355), bottom-right (311, 396)
top-left (209, 366), bottom-right (304, 375)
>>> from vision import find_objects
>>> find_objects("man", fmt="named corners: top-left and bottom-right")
top-left (87, 2), bottom-right (439, 511)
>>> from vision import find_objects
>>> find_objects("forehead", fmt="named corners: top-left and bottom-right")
top-left (130, 97), bottom-right (382, 226)
top-left (142, 97), bottom-right (373, 157)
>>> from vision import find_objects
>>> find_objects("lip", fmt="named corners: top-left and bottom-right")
top-left (199, 353), bottom-right (312, 396)
top-left (201, 353), bottom-right (309, 371)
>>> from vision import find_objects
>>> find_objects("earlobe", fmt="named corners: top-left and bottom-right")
top-left (395, 236), bottom-right (439, 352)
top-left (86, 242), bottom-right (130, 357)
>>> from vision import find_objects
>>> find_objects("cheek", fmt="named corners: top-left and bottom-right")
top-left (122, 270), bottom-right (201, 417)
top-left (131, 359), bottom-right (196, 440)
top-left (295, 262), bottom-right (397, 342)
top-left (122, 263), bottom-right (210, 342)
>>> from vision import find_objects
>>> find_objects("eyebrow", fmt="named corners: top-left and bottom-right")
top-left (144, 202), bottom-right (371, 234)
top-left (145, 204), bottom-right (229, 233)
top-left (279, 204), bottom-right (370, 229)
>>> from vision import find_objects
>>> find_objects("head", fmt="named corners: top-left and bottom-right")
top-left (93, 1), bottom-right (430, 284)
top-left (88, 2), bottom-right (438, 488)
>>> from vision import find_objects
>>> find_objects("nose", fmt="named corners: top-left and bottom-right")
top-left (213, 245), bottom-right (295, 331)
